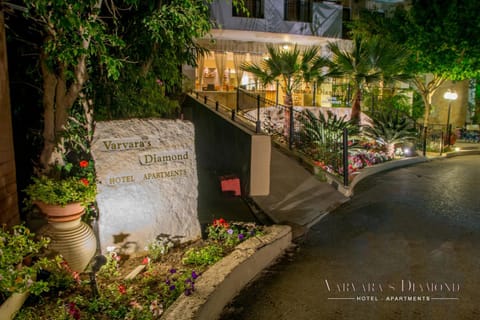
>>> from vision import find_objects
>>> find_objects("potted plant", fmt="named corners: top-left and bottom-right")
top-left (24, 160), bottom-right (98, 272)
top-left (0, 225), bottom-right (51, 318)
top-left (24, 160), bottom-right (97, 222)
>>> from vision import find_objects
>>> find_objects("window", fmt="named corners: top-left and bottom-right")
top-left (284, 0), bottom-right (312, 22)
top-left (233, 0), bottom-right (264, 18)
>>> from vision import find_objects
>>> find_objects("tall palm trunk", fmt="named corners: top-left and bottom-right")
top-left (350, 90), bottom-right (362, 124)
top-left (283, 93), bottom-right (293, 138)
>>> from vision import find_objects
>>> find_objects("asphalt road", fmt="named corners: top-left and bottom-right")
top-left (221, 155), bottom-right (480, 320)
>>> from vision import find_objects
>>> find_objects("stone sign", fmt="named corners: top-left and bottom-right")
top-left (91, 118), bottom-right (201, 253)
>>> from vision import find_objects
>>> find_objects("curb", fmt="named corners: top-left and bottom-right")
top-left (445, 149), bottom-right (480, 158)
top-left (326, 156), bottom-right (429, 197)
top-left (326, 148), bottom-right (480, 197)
top-left (161, 224), bottom-right (292, 320)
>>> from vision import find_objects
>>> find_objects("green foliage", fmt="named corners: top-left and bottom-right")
top-left (182, 245), bottom-right (224, 267)
top-left (24, 160), bottom-right (97, 207)
top-left (97, 252), bottom-right (121, 279)
top-left (361, 112), bottom-right (418, 158)
top-left (298, 109), bottom-right (359, 167)
top-left (206, 219), bottom-right (263, 248)
top-left (328, 35), bottom-right (410, 121)
top-left (12, 216), bottom-right (265, 319)
top-left (146, 235), bottom-right (177, 262)
top-left (35, 255), bottom-right (80, 292)
top-left (160, 269), bottom-right (197, 307)
top-left (395, 0), bottom-right (480, 80)
top-left (300, 109), bottom-right (358, 145)
top-left (7, 0), bottom-right (238, 176)
top-left (241, 44), bottom-right (330, 103)
top-left (94, 76), bottom-right (180, 120)
top-left (24, 0), bottom-right (125, 81)
top-left (61, 104), bottom-right (94, 160)
top-left (0, 225), bottom-right (50, 300)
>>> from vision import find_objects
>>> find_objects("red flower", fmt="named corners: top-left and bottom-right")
top-left (80, 178), bottom-right (89, 186)
top-left (212, 218), bottom-right (229, 228)
top-left (142, 257), bottom-right (150, 265)
top-left (118, 284), bottom-right (127, 295)
top-left (79, 160), bottom-right (89, 168)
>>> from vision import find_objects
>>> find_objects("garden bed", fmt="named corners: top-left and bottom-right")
top-left (10, 221), bottom-right (291, 320)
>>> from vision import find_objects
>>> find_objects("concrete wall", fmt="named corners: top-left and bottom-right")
top-left (182, 95), bottom-right (270, 197)
top-left (210, 0), bottom-right (342, 37)
top-left (0, 11), bottom-right (20, 226)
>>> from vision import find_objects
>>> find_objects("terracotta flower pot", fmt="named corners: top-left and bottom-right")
top-left (35, 201), bottom-right (85, 223)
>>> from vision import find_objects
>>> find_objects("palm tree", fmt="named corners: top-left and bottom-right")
top-left (362, 111), bottom-right (418, 159)
top-left (328, 35), bottom-right (410, 124)
top-left (240, 44), bottom-right (330, 107)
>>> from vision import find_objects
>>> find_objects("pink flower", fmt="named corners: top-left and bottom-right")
top-left (142, 257), bottom-right (150, 265)
top-left (130, 300), bottom-right (143, 310)
top-left (72, 271), bottom-right (81, 284)
top-left (67, 302), bottom-right (81, 320)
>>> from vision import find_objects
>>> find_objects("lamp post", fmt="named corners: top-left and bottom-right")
top-left (443, 89), bottom-right (458, 146)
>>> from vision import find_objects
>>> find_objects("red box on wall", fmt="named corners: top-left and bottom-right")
top-left (220, 175), bottom-right (241, 196)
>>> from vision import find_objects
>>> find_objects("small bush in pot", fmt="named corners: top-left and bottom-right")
top-left (24, 160), bottom-right (97, 207)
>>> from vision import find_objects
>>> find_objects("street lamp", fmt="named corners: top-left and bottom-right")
top-left (443, 89), bottom-right (458, 146)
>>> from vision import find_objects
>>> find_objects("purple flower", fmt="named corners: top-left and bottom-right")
top-left (191, 271), bottom-right (199, 279)
top-left (165, 279), bottom-right (171, 285)
top-left (170, 268), bottom-right (177, 274)
top-left (227, 229), bottom-right (234, 235)
top-left (184, 288), bottom-right (192, 296)
top-left (238, 234), bottom-right (245, 240)
top-left (169, 285), bottom-right (176, 291)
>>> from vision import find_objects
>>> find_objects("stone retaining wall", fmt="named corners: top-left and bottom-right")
top-left (161, 224), bottom-right (292, 320)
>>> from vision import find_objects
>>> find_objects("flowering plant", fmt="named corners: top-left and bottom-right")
top-left (0, 225), bottom-right (51, 302)
top-left (207, 218), bottom-right (263, 247)
top-left (24, 160), bottom-right (97, 207)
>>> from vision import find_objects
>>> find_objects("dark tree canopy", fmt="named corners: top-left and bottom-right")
top-left (4, 0), bottom-right (245, 170)
top-left (393, 0), bottom-right (480, 80)
top-left (350, 0), bottom-right (480, 127)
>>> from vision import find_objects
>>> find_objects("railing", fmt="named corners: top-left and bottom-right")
top-left (191, 91), bottom-right (258, 133)
top-left (419, 123), bottom-right (460, 156)
top-left (191, 87), bottom-right (350, 186)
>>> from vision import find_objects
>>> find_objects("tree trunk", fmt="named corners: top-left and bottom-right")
top-left (412, 74), bottom-right (446, 129)
top-left (283, 93), bottom-right (293, 138)
top-left (386, 143), bottom-right (395, 159)
top-left (350, 90), bottom-right (361, 124)
top-left (39, 56), bottom-right (60, 170)
top-left (39, 54), bottom-right (89, 170)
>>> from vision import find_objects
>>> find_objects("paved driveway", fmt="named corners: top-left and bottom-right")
top-left (222, 155), bottom-right (480, 320)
